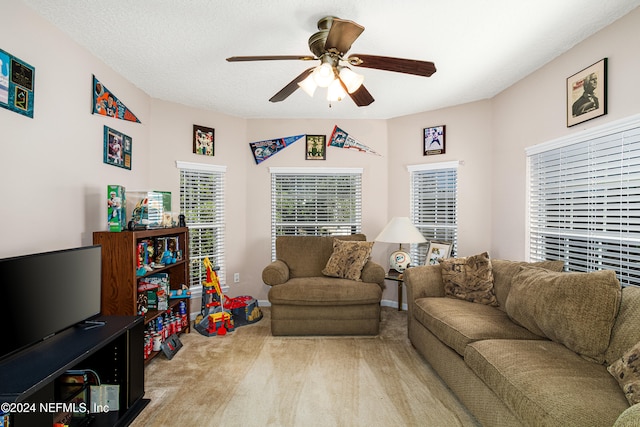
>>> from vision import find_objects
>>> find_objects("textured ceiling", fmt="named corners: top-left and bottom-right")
top-left (20, 0), bottom-right (640, 119)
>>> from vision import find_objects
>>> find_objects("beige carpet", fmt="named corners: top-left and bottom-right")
top-left (132, 307), bottom-right (479, 427)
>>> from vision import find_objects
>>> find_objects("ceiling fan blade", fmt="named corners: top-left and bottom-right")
top-left (324, 18), bottom-right (364, 55)
top-left (269, 67), bottom-right (315, 103)
top-left (348, 84), bottom-right (375, 107)
top-left (226, 55), bottom-right (315, 62)
top-left (348, 54), bottom-right (436, 77)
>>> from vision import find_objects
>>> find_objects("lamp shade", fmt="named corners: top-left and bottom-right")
top-left (374, 217), bottom-right (427, 244)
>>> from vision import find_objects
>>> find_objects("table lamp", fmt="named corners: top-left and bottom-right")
top-left (374, 217), bottom-right (427, 272)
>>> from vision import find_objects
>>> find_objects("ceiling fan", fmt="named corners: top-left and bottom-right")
top-left (226, 16), bottom-right (436, 107)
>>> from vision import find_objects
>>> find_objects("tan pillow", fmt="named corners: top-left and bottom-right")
top-left (505, 267), bottom-right (621, 363)
top-left (322, 239), bottom-right (374, 281)
top-left (608, 340), bottom-right (640, 405)
top-left (440, 252), bottom-right (498, 306)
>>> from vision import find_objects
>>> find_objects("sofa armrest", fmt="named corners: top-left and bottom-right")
top-left (262, 259), bottom-right (290, 286)
top-left (404, 264), bottom-right (446, 300)
top-left (614, 403), bottom-right (640, 427)
top-left (361, 261), bottom-right (385, 287)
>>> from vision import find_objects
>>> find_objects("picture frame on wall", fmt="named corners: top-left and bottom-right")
top-left (103, 126), bottom-right (132, 170)
top-left (424, 241), bottom-right (452, 265)
top-left (423, 125), bottom-right (446, 156)
top-left (193, 124), bottom-right (215, 156)
top-left (305, 135), bottom-right (326, 160)
top-left (567, 58), bottom-right (607, 127)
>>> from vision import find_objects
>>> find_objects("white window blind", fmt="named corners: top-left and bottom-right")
top-left (527, 115), bottom-right (640, 286)
top-left (270, 167), bottom-right (362, 258)
top-left (177, 161), bottom-right (226, 288)
top-left (409, 162), bottom-right (458, 265)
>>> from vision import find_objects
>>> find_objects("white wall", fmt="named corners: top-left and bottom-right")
top-left (3, 1), bottom-right (640, 307)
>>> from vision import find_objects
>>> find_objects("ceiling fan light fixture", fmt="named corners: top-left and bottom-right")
top-left (327, 78), bottom-right (347, 102)
top-left (313, 63), bottom-right (335, 87)
top-left (338, 67), bottom-right (364, 93)
top-left (297, 74), bottom-right (317, 97)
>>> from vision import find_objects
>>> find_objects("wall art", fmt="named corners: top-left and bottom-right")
top-left (567, 58), bottom-right (607, 127)
top-left (423, 125), bottom-right (445, 156)
top-left (93, 75), bottom-right (141, 123)
top-left (0, 48), bottom-right (35, 118)
top-left (249, 134), bottom-right (304, 164)
top-left (193, 125), bottom-right (215, 156)
top-left (305, 135), bottom-right (326, 160)
top-left (104, 126), bottom-right (132, 170)
top-left (328, 125), bottom-right (381, 156)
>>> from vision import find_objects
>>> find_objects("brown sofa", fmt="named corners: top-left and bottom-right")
top-left (262, 234), bottom-right (385, 336)
top-left (404, 258), bottom-right (640, 427)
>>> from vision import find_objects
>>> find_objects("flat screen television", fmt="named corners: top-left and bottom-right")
top-left (1, 245), bottom-right (102, 361)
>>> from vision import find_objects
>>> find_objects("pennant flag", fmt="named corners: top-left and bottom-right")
top-left (328, 125), bottom-right (381, 156)
top-left (92, 75), bottom-right (141, 123)
top-left (249, 135), bottom-right (304, 164)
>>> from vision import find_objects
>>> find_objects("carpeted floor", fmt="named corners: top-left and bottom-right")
top-left (131, 307), bottom-right (479, 427)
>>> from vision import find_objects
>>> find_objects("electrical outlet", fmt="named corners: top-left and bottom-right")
top-left (233, 273), bottom-right (240, 283)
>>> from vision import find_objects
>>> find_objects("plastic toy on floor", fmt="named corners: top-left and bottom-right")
top-left (195, 257), bottom-right (235, 337)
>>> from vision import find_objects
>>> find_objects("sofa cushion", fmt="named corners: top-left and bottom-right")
top-left (505, 267), bottom-right (621, 363)
top-left (275, 234), bottom-right (366, 278)
top-left (268, 277), bottom-right (382, 306)
top-left (322, 239), bottom-right (374, 281)
top-left (606, 286), bottom-right (640, 365)
top-left (465, 339), bottom-right (629, 427)
top-left (608, 340), bottom-right (640, 405)
top-left (413, 297), bottom-right (544, 356)
top-left (491, 259), bottom-right (565, 310)
top-left (440, 252), bottom-right (498, 306)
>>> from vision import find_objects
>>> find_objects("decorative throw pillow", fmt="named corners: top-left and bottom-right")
top-left (608, 340), bottom-right (640, 405)
top-left (322, 239), bottom-right (374, 281)
top-left (440, 252), bottom-right (498, 306)
top-left (505, 267), bottom-right (621, 363)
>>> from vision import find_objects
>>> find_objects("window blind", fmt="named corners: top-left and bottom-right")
top-left (270, 167), bottom-right (362, 259)
top-left (409, 162), bottom-right (458, 265)
top-left (177, 161), bottom-right (226, 288)
top-left (527, 115), bottom-right (640, 286)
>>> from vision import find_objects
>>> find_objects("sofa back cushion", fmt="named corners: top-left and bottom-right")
top-left (492, 259), bottom-right (565, 310)
top-left (505, 267), bottom-right (621, 363)
top-left (605, 286), bottom-right (640, 365)
top-left (275, 234), bottom-right (366, 278)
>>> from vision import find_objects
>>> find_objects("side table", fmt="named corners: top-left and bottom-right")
top-left (385, 270), bottom-right (404, 311)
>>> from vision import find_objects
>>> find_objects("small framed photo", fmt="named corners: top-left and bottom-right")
top-left (425, 241), bottom-right (452, 265)
top-left (103, 126), bottom-right (132, 170)
top-left (423, 125), bottom-right (446, 156)
top-left (305, 135), bottom-right (326, 160)
top-left (567, 58), bottom-right (607, 127)
top-left (193, 124), bottom-right (215, 156)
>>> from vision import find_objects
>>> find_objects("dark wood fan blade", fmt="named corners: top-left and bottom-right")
top-left (269, 67), bottom-right (315, 103)
top-left (226, 55), bottom-right (315, 62)
top-left (349, 54), bottom-right (436, 77)
top-left (348, 84), bottom-right (375, 107)
top-left (324, 18), bottom-right (364, 55)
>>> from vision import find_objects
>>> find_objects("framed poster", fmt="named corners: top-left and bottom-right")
top-left (193, 124), bottom-right (215, 156)
top-left (0, 48), bottom-right (35, 118)
top-left (103, 126), bottom-right (132, 170)
top-left (425, 241), bottom-right (452, 265)
top-left (423, 125), bottom-right (445, 156)
top-left (305, 135), bottom-right (326, 160)
top-left (567, 58), bottom-right (607, 127)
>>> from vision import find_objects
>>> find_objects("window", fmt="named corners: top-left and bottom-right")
top-left (270, 167), bottom-right (362, 258)
top-left (527, 115), bottom-right (640, 286)
top-left (409, 162), bottom-right (459, 265)
top-left (177, 161), bottom-right (226, 289)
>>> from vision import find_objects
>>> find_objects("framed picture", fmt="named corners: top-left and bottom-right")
top-left (103, 126), bottom-right (132, 170)
top-left (425, 241), bottom-right (452, 265)
top-left (305, 134), bottom-right (326, 160)
top-left (423, 125), bottom-right (446, 156)
top-left (567, 58), bottom-right (607, 127)
top-left (193, 124), bottom-right (215, 156)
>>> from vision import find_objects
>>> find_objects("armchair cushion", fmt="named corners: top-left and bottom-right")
top-left (322, 239), bottom-right (374, 281)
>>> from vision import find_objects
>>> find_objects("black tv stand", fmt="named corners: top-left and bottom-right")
top-left (0, 316), bottom-right (147, 426)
